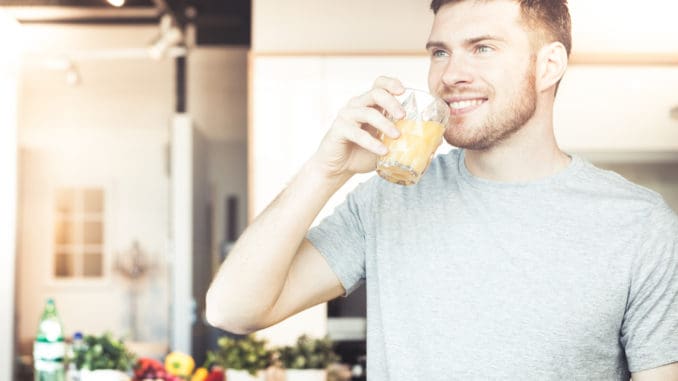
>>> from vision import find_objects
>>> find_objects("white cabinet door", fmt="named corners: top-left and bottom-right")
top-left (251, 57), bottom-right (326, 221)
top-left (554, 65), bottom-right (678, 152)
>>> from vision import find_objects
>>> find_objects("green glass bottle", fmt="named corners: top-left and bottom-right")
top-left (33, 298), bottom-right (66, 381)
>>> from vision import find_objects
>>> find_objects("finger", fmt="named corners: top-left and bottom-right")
top-left (361, 123), bottom-right (379, 139)
top-left (342, 107), bottom-right (400, 139)
top-left (347, 88), bottom-right (405, 121)
top-left (372, 76), bottom-right (406, 96)
top-left (344, 125), bottom-right (388, 156)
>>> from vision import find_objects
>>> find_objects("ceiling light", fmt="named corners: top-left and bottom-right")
top-left (107, 0), bottom-right (126, 7)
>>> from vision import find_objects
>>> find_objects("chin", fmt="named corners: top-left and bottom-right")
top-left (444, 125), bottom-right (492, 150)
top-left (446, 131), bottom-right (499, 150)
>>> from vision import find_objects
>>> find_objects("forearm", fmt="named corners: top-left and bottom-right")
top-left (206, 159), bottom-right (350, 332)
top-left (632, 362), bottom-right (678, 381)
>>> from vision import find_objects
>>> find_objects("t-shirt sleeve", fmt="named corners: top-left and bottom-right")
top-left (621, 202), bottom-right (678, 372)
top-left (306, 179), bottom-right (375, 296)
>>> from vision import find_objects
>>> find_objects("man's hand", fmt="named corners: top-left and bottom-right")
top-left (311, 76), bottom-right (406, 179)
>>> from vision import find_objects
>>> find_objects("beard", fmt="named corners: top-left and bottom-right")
top-left (443, 58), bottom-right (538, 150)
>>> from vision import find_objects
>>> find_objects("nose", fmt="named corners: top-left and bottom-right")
top-left (440, 55), bottom-right (473, 87)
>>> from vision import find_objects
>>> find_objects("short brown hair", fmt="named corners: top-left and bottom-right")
top-left (430, 0), bottom-right (572, 56)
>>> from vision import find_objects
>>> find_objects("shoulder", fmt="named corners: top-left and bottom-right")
top-left (573, 159), bottom-right (678, 256)
top-left (568, 157), bottom-right (671, 216)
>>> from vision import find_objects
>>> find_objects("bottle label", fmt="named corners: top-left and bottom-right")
top-left (38, 319), bottom-right (64, 342)
top-left (34, 359), bottom-right (65, 372)
top-left (33, 341), bottom-right (66, 361)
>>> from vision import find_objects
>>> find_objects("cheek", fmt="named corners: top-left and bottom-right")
top-left (427, 65), bottom-right (442, 93)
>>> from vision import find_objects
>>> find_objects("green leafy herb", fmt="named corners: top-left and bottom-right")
top-left (204, 334), bottom-right (272, 376)
top-left (276, 335), bottom-right (339, 369)
top-left (70, 332), bottom-right (136, 371)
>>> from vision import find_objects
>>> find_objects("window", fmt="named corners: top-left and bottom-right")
top-left (53, 188), bottom-right (105, 279)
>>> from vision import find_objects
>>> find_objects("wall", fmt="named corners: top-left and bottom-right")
top-left (18, 127), bottom-right (171, 346)
top-left (188, 47), bottom-right (248, 142)
top-left (16, 23), bottom-right (174, 352)
top-left (253, 0), bottom-right (432, 53)
top-left (207, 141), bottom-right (248, 261)
top-left (0, 11), bottom-right (21, 380)
top-left (252, 0), bottom-right (678, 55)
top-left (187, 46), bottom-right (249, 264)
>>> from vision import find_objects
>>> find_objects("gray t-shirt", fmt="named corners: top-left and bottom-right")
top-left (307, 148), bottom-right (678, 380)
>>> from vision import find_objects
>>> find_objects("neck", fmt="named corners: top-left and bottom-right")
top-left (463, 105), bottom-right (571, 182)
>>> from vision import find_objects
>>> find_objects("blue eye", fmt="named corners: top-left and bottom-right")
top-left (475, 45), bottom-right (493, 54)
top-left (431, 49), bottom-right (448, 58)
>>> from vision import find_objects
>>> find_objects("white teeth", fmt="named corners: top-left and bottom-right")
top-left (449, 99), bottom-right (484, 109)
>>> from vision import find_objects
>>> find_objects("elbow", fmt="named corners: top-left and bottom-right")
top-left (205, 288), bottom-right (259, 335)
top-left (205, 288), bottom-right (235, 331)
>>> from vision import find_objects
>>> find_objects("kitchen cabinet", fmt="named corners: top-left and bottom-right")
top-left (554, 65), bottom-right (678, 152)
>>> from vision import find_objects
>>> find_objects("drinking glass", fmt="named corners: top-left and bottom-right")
top-left (376, 88), bottom-right (449, 185)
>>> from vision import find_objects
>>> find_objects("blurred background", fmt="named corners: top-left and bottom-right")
top-left (0, 0), bottom-right (676, 380)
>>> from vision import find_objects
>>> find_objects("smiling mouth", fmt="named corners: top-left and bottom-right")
top-left (447, 98), bottom-right (487, 114)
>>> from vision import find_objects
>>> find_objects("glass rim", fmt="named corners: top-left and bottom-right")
top-left (399, 87), bottom-right (446, 102)
top-left (393, 87), bottom-right (449, 126)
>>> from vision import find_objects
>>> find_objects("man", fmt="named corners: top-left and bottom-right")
top-left (206, 0), bottom-right (678, 379)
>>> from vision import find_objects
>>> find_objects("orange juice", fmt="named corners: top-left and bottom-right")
top-left (377, 119), bottom-right (445, 185)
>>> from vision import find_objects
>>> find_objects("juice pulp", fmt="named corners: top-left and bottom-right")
top-left (377, 119), bottom-right (445, 185)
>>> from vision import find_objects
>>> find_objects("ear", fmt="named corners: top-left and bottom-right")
top-left (536, 42), bottom-right (568, 93)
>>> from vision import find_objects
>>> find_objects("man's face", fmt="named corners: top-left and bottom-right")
top-left (427, 0), bottom-right (538, 150)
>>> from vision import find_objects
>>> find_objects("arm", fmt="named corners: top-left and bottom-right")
top-left (632, 363), bottom-right (678, 381)
top-left (205, 161), bottom-right (348, 334)
top-left (624, 206), bottom-right (678, 380)
top-left (205, 77), bottom-right (404, 334)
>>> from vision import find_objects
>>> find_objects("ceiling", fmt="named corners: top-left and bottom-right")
top-left (0, 0), bottom-right (250, 46)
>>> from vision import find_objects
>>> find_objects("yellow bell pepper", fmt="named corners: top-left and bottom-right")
top-left (190, 367), bottom-right (209, 381)
top-left (165, 351), bottom-right (195, 377)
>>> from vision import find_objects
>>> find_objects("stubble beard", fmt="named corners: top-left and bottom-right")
top-left (443, 58), bottom-right (538, 151)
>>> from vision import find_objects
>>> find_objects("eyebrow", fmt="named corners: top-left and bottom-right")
top-left (425, 35), bottom-right (507, 51)
top-left (425, 41), bottom-right (448, 51)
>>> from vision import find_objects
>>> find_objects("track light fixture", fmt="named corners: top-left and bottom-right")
top-left (147, 13), bottom-right (185, 60)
